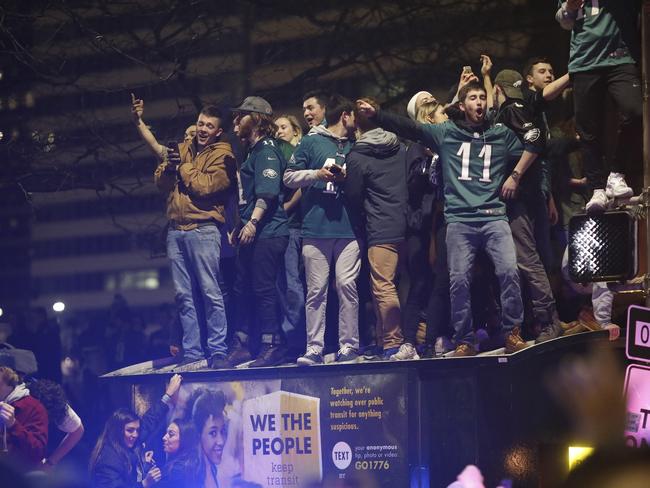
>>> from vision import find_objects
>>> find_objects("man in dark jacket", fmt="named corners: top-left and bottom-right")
top-left (493, 69), bottom-right (563, 343)
top-left (344, 101), bottom-right (410, 360)
top-left (0, 365), bottom-right (48, 469)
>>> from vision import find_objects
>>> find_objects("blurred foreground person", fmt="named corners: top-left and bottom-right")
top-left (549, 346), bottom-right (650, 487)
top-left (0, 366), bottom-right (48, 469)
top-left (27, 379), bottom-right (84, 469)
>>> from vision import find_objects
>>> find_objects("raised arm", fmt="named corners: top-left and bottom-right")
top-left (542, 73), bottom-right (571, 101)
top-left (355, 100), bottom-right (439, 151)
top-left (132, 94), bottom-right (166, 160)
top-left (480, 55), bottom-right (494, 110)
top-left (555, 0), bottom-right (582, 30)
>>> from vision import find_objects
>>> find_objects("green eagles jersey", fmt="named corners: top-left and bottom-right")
top-left (288, 131), bottom-right (355, 239)
top-left (561, 0), bottom-right (639, 73)
top-left (239, 137), bottom-right (289, 239)
top-left (418, 121), bottom-right (524, 223)
top-left (276, 138), bottom-right (302, 230)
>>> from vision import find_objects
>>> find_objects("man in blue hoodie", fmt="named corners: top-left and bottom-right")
top-left (283, 94), bottom-right (361, 365)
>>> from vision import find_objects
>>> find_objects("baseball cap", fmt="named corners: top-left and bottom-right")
top-left (232, 96), bottom-right (273, 115)
top-left (494, 70), bottom-right (524, 100)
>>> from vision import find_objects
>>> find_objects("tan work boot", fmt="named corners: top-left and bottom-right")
top-left (505, 327), bottom-right (529, 354)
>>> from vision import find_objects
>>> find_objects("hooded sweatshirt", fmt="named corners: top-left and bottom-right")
top-left (1, 383), bottom-right (48, 468)
top-left (343, 128), bottom-right (407, 246)
top-left (283, 125), bottom-right (355, 239)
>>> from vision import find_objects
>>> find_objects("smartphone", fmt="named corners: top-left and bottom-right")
top-left (329, 164), bottom-right (342, 174)
top-left (165, 140), bottom-right (181, 173)
top-left (462, 65), bottom-right (472, 74)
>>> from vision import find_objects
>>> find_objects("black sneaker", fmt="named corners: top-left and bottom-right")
top-left (177, 356), bottom-right (202, 366)
top-left (535, 321), bottom-right (563, 344)
top-left (362, 345), bottom-right (382, 361)
top-left (420, 344), bottom-right (435, 359)
top-left (249, 344), bottom-right (287, 368)
top-left (336, 345), bottom-right (359, 363)
top-left (297, 346), bottom-right (323, 366)
top-left (209, 353), bottom-right (229, 369)
top-left (224, 337), bottom-right (252, 367)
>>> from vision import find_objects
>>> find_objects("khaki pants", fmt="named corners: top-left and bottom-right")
top-left (368, 242), bottom-right (405, 349)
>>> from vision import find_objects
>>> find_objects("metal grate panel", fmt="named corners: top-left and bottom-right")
top-left (568, 211), bottom-right (637, 283)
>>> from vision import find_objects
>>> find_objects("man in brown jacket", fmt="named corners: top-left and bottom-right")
top-left (145, 104), bottom-right (236, 366)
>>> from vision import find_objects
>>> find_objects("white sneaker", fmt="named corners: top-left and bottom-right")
top-left (585, 189), bottom-right (608, 213)
top-left (389, 343), bottom-right (420, 361)
top-left (296, 346), bottom-right (323, 366)
top-left (605, 172), bottom-right (633, 199)
top-left (434, 336), bottom-right (454, 356)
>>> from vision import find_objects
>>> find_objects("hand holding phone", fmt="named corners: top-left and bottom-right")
top-left (328, 164), bottom-right (342, 174)
top-left (165, 141), bottom-right (181, 173)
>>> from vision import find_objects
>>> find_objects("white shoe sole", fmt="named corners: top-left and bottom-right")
top-left (296, 357), bottom-right (322, 366)
top-left (605, 187), bottom-right (633, 198)
top-left (585, 200), bottom-right (607, 213)
top-left (389, 353), bottom-right (420, 361)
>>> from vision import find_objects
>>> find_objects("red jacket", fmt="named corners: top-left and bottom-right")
top-left (4, 395), bottom-right (48, 467)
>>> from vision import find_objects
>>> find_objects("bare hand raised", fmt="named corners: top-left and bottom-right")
top-left (131, 93), bottom-right (144, 122)
top-left (565, 0), bottom-right (584, 13)
top-left (355, 99), bottom-right (376, 118)
top-left (480, 55), bottom-right (493, 77)
top-left (164, 373), bottom-right (182, 400)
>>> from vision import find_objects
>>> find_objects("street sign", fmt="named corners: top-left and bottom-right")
top-left (626, 305), bottom-right (650, 363)
top-left (623, 363), bottom-right (650, 448)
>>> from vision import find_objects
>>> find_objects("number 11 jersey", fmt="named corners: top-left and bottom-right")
top-left (424, 121), bottom-right (523, 224)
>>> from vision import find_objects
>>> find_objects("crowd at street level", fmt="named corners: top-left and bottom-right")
top-left (131, 1), bottom-right (641, 368)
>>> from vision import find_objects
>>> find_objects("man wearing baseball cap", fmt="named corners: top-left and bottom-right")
top-left (493, 69), bottom-right (563, 344)
top-left (211, 97), bottom-right (290, 369)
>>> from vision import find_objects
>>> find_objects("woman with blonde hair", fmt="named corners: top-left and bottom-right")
top-left (274, 114), bottom-right (303, 147)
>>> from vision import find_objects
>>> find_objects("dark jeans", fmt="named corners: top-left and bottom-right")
top-left (402, 223), bottom-right (451, 345)
top-left (507, 198), bottom-right (557, 326)
top-left (424, 224), bottom-right (451, 343)
top-left (402, 229), bottom-right (433, 345)
top-left (277, 229), bottom-right (306, 349)
top-left (447, 220), bottom-right (522, 345)
top-left (573, 63), bottom-right (642, 190)
top-left (233, 235), bottom-right (289, 345)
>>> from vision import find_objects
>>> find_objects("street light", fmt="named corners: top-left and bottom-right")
top-left (52, 301), bottom-right (65, 313)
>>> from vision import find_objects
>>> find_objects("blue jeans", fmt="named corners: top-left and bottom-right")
top-left (277, 229), bottom-right (306, 348)
top-left (167, 225), bottom-right (227, 360)
top-left (446, 220), bottom-right (523, 345)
